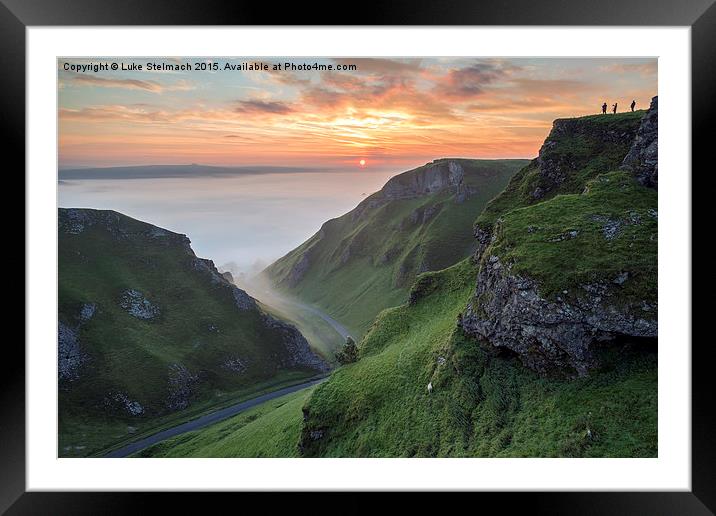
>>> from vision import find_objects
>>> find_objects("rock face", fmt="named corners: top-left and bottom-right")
top-left (120, 289), bottom-right (160, 320)
top-left (461, 255), bottom-right (656, 375)
top-left (622, 96), bottom-right (658, 189)
top-left (58, 301), bottom-right (96, 383)
top-left (104, 391), bottom-right (144, 416)
top-left (58, 321), bottom-right (88, 382)
top-left (166, 363), bottom-right (199, 411)
top-left (231, 285), bottom-right (257, 310)
top-left (381, 159), bottom-right (468, 201)
top-left (262, 315), bottom-right (330, 372)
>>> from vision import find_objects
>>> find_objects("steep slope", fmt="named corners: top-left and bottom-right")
top-left (298, 102), bottom-right (658, 457)
top-left (464, 100), bottom-right (657, 375)
top-left (263, 159), bottom-right (527, 339)
top-left (58, 208), bottom-right (326, 456)
top-left (300, 260), bottom-right (656, 457)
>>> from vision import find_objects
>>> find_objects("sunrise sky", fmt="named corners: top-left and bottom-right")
top-left (58, 57), bottom-right (657, 170)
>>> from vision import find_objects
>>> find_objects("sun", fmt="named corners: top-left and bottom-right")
top-left (359, 159), bottom-right (366, 167)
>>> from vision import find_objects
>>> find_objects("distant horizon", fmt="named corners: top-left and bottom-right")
top-left (57, 156), bottom-right (533, 172)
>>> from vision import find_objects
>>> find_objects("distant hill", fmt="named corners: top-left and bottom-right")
top-left (58, 164), bottom-right (330, 180)
top-left (262, 158), bottom-right (528, 339)
top-left (58, 208), bottom-right (326, 457)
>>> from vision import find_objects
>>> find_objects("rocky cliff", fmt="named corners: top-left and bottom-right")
top-left (380, 159), bottom-right (470, 201)
top-left (462, 102), bottom-right (658, 375)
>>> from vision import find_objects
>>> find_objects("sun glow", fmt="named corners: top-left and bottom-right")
top-left (359, 159), bottom-right (366, 167)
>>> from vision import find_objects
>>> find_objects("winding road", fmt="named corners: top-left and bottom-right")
top-left (104, 376), bottom-right (326, 458)
top-left (265, 292), bottom-right (352, 340)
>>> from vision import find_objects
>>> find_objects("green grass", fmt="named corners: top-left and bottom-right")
top-left (59, 209), bottom-right (319, 457)
top-left (476, 111), bottom-right (645, 232)
top-left (300, 259), bottom-right (657, 457)
top-left (265, 159), bottom-right (527, 338)
top-left (488, 171), bottom-right (657, 302)
top-left (134, 387), bottom-right (315, 457)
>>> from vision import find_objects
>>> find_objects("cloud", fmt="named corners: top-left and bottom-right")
top-left (59, 105), bottom-right (174, 122)
top-left (68, 74), bottom-right (194, 93)
top-left (432, 61), bottom-right (517, 99)
top-left (234, 100), bottom-right (295, 114)
top-left (298, 71), bottom-right (459, 121)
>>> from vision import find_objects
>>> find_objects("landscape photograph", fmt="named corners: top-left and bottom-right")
top-left (57, 56), bottom-right (658, 458)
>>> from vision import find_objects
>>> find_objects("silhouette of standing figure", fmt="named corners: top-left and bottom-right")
top-left (612, 103), bottom-right (618, 114)
top-left (602, 102), bottom-right (607, 114)
top-left (630, 100), bottom-right (636, 112)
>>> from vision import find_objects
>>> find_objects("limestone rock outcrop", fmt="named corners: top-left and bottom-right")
top-left (621, 96), bottom-right (658, 189)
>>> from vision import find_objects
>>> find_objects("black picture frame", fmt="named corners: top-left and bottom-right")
top-left (5, 0), bottom-right (711, 513)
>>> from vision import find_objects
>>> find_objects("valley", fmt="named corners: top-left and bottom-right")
top-left (59, 99), bottom-right (659, 459)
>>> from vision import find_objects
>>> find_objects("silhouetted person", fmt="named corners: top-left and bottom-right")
top-left (612, 103), bottom-right (618, 114)
top-left (602, 102), bottom-right (607, 114)
top-left (630, 99), bottom-right (636, 112)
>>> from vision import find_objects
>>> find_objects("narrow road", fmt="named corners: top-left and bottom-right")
top-left (273, 294), bottom-right (352, 340)
top-left (104, 376), bottom-right (326, 458)
top-left (247, 284), bottom-right (352, 341)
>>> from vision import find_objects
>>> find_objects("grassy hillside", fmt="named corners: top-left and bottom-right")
top-left (264, 159), bottom-right (527, 339)
top-left (59, 208), bottom-right (324, 457)
top-left (297, 109), bottom-right (657, 457)
top-left (135, 387), bottom-right (314, 457)
top-left (300, 259), bottom-right (656, 457)
top-left (160, 261), bottom-right (655, 459)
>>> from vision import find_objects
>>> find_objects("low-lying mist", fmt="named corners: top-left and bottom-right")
top-left (58, 169), bottom-right (398, 271)
top-left (223, 267), bottom-right (350, 363)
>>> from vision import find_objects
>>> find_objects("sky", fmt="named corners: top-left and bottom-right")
top-left (58, 57), bottom-right (657, 170)
top-left (58, 57), bottom-right (657, 270)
